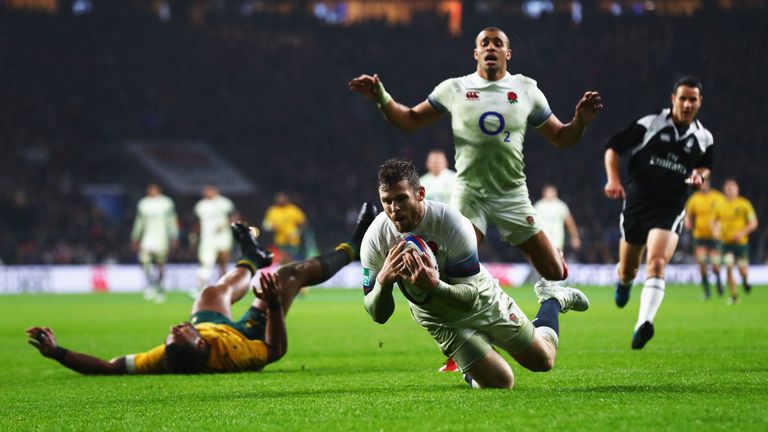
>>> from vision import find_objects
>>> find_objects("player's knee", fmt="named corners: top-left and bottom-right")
top-left (276, 264), bottom-right (299, 284)
top-left (647, 256), bottom-right (668, 275)
top-left (199, 284), bottom-right (226, 302)
top-left (529, 356), bottom-right (555, 372)
top-left (482, 371), bottom-right (515, 389)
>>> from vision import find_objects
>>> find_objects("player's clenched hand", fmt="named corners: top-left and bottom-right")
top-left (348, 73), bottom-right (382, 103)
top-left (604, 179), bottom-right (625, 200)
top-left (255, 272), bottom-right (281, 304)
top-left (685, 172), bottom-right (704, 187)
top-left (377, 241), bottom-right (406, 287)
top-left (574, 91), bottom-right (603, 125)
top-left (26, 326), bottom-right (59, 358)
top-left (400, 250), bottom-right (440, 294)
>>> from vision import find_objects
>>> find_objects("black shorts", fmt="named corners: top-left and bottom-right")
top-left (620, 199), bottom-right (686, 245)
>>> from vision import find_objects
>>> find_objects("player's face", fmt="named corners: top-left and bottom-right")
top-left (147, 184), bottom-right (161, 196)
top-left (379, 180), bottom-right (426, 233)
top-left (671, 85), bottom-right (702, 126)
top-left (426, 152), bottom-right (447, 174)
top-left (542, 186), bottom-right (557, 199)
top-left (724, 181), bottom-right (739, 199)
top-left (165, 322), bottom-right (202, 347)
top-left (203, 186), bottom-right (217, 199)
top-left (473, 30), bottom-right (511, 76)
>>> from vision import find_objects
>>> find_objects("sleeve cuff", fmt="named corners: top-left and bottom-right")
top-left (529, 109), bottom-right (553, 128)
top-left (125, 354), bottom-right (136, 374)
top-left (427, 95), bottom-right (448, 114)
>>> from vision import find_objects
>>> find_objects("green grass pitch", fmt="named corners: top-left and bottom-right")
top-left (1, 284), bottom-right (766, 431)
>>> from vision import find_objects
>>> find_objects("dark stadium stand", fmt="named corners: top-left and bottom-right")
top-left (1, 4), bottom-right (765, 264)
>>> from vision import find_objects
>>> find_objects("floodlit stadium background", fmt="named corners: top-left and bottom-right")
top-left (1, 0), bottom-right (766, 292)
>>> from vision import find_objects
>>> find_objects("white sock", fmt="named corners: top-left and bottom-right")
top-left (635, 277), bottom-right (665, 330)
top-left (535, 326), bottom-right (560, 349)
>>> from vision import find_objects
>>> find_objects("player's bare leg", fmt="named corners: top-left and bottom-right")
top-left (710, 248), bottom-right (724, 296)
top-left (694, 245), bottom-right (711, 299)
top-left (725, 262), bottom-right (738, 304)
top-left (517, 231), bottom-right (567, 281)
top-left (464, 350), bottom-right (515, 389)
top-left (632, 229), bottom-right (678, 349)
top-left (738, 261), bottom-right (751, 295)
top-left (511, 337), bottom-right (556, 372)
top-left (615, 240), bottom-right (645, 308)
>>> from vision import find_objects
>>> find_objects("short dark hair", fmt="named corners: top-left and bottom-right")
top-left (672, 76), bottom-right (703, 95)
top-left (378, 158), bottom-right (420, 191)
top-left (478, 27), bottom-right (509, 47)
top-left (164, 342), bottom-right (207, 374)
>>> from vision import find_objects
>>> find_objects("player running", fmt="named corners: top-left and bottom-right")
top-left (130, 183), bottom-right (179, 303)
top-left (604, 77), bottom-right (713, 349)
top-left (713, 178), bottom-right (758, 305)
top-left (27, 204), bottom-right (377, 374)
top-left (349, 27), bottom-right (601, 289)
top-left (684, 178), bottom-right (726, 298)
top-left (361, 159), bottom-right (589, 389)
top-left (193, 184), bottom-right (237, 297)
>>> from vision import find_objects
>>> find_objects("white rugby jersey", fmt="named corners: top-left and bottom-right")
top-left (533, 198), bottom-right (571, 250)
top-left (131, 195), bottom-right (178, 251)
top-left (360, 200), bottom-right (503, 327)
top-left (420, 169), bottom-right (456, 204)
top-left (195, 195), bottom-right (235, 246)
top-left (428, 72), bottom-right (552, 195)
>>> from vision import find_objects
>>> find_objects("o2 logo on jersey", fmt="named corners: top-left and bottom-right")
top-left (479, 111), bottom-right (511, 142)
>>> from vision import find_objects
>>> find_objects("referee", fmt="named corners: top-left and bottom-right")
top-left (603, 76), bottom-right (714, 350)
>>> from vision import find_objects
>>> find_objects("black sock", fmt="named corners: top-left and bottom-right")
top-left (702, 278), bottom-right (711, 296)
top-left (533, 298), bottom-right (561, 335)
top-left (317, 249), bottom-right (351, 283)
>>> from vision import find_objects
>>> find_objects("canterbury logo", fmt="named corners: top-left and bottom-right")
top-left (466, 91), bottom-right (480, 99)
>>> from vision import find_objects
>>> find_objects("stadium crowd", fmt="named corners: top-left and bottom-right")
top-left (1, 4), bottom-right (765, 265)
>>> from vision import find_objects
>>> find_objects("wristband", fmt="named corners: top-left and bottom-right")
top-left (53, 346), bottom-right (69, 361)
top-left (268, 301), bottom-right (282, 311)
top-left (375, 80), bottom-right (392, 107)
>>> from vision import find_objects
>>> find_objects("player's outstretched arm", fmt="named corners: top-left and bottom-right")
top-left (348, 74), bottom-right (443, 133)
top-left (603, 148), bottom-right (625, 200)
top-left (26, 327), bottom-right (128, 375)
top-left (256, 272), bottom-right (287, 364)
top-left (537, 91), bottom-right (603, 149)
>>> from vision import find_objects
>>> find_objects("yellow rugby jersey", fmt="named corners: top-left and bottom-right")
top-left (125, 323), bottom-right (268, 374)
top-left (685, 190), bottom-right (725, 239)
top-left (716, 197), bottom-right (757, 246)
top-left (263, 204), bottom-right (306, 246)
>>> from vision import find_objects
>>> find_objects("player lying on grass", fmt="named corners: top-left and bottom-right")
top-left (361, 159), bottom-right (589, 389)
top-left (26, 204), bottom-right (377, 374)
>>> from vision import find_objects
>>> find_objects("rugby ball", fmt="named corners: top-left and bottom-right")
top-left (397, 235), bottom-right (438, 305)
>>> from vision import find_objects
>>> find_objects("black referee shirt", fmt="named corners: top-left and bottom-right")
top-left (606, 108), bottom-right (714, 208)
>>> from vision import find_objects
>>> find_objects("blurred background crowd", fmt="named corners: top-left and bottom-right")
top-left (1, 0), bottom-right (765, 265)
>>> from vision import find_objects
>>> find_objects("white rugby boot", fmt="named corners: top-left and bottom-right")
top-left (534, 279), bottom-right (590, 313)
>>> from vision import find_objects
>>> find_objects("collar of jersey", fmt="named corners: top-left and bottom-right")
top-left (469, 71), bottom-right (514, 87)
top-left (663, 107), bottom-right (701, 139)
